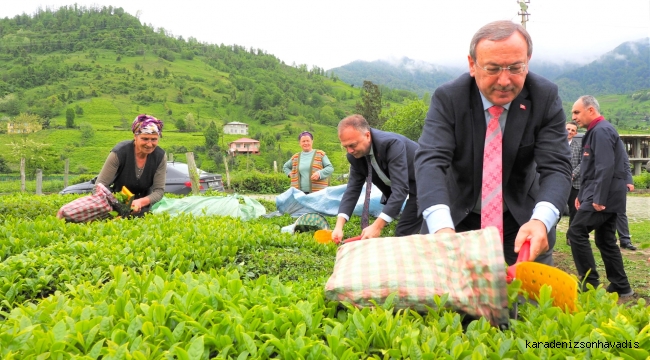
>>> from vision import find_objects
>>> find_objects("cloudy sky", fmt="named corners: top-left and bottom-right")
top-left (2, 0), bottom-right (649, 70)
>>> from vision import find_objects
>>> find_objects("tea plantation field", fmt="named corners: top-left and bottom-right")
top-left (0, 193), bottom-right (648, 359)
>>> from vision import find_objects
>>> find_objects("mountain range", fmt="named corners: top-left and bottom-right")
top-left (329, 38), bottom-right (650, 100)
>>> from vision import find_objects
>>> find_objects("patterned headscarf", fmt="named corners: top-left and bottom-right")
top-left (132, 114), bottom-right (163, 137)
top-left (298, 131), bottom-right (313, 141)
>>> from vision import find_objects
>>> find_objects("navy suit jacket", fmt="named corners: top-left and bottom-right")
top-left (415, 72), bottom-right (572, 227)
top-left (578, 119), bottom-right (628, 213)
top-left (338, 128), bottom-right (419, 219)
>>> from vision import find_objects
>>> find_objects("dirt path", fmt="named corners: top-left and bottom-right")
top-left (623, 196), bottom-right (650, 221)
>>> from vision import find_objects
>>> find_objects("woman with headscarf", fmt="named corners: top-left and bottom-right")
top-left (282, 131), bottom-right (334, 194)
top-left (95, 114), bottom-right (166, 215)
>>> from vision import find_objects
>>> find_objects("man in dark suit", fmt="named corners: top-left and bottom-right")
top-left (414, 20), bottom-right (572, 265)
top-left (331, 114), bottom-right (422, 242)
top-left (566, 121), bottom-right (582, 246)
top-left (567, 95), bottom-right (633, 297)
top-left (617, 154), bottom-right (637, 250)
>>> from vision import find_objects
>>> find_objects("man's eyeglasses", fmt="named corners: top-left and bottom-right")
top-left (476, 62), bottom-right (527, 76)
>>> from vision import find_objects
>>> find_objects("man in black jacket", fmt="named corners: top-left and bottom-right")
top-left (415, 20), bottom-right (572, 265)
top-left (331, 115), bottom-right (422, 242)
top-left (567, 95), bottom-right (633, 297)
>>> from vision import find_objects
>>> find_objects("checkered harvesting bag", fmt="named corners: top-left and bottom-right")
top-left (324, 227), bottom-right (509, 326)
top-left (57, 183), bottom-right (118, 223)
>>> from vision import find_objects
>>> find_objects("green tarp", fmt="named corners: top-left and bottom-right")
top-left (151, 194), bottom-right (266, 221)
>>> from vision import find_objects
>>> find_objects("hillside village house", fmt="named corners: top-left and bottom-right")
top-left (223, 121), bottom-right (248, 135)
top-left (228, 138), bottom-right (260, 155)
top-left (7, 121), bottom-right (42, 134)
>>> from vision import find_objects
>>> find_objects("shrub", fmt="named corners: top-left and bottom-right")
top-left (230, 171), bottom-right (287, 193)
top-left (633, 171), bottom-right (650, 189)
top-left (73, 173), bottom-right (97, 184)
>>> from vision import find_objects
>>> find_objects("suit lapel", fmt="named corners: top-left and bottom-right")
top-left (471, 85), bottom-right (486, 195)
top-left (370, 129), bottom-right (387, 173)
top-left (502, 87), bottom-right (530, 183)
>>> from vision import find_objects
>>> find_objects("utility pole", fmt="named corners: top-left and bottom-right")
top-left (517, 0), bottom-right (531, 29)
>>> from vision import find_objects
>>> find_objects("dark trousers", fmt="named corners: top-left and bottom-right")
top-left (566, 210), bottom-right (631, 293)
top-left (616, 212), bottom-right (632, 244)
top-left (567, 186), bottom-right (579, 227)
top-left (429, 211), bottom-right (556, 266)
top-left (394, 195), bottom-right (423, 236)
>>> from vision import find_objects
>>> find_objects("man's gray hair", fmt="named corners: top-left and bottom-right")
top-left (469, 20), bottom-right (533, 61)
top-left (338, 114), bottom-right (370, 133)
top-left (578, 95), bottom-right (601, 113)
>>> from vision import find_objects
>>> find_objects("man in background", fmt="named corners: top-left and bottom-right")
top-left (617, 153), bottom-right (637, 250)
top-left (567, 95), bottom-right (633, 297)
top-left (566, 121), bottom-right (582, 246)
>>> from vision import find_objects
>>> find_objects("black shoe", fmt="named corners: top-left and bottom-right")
top-left (620, 243), bottom-right (637, 251)
top-left (606, 285), bottom-right (634, 297)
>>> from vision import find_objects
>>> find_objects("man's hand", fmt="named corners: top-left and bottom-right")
top-left (361, 218), bottom-right (387, 239)
top-left (310, 172), bottom-right (320, 181)
top-left (331, 227), bottom-right (344, 244)
top-left (332, 216), bottom-right (348, 244)
top-left (435, 228), bottom-right (456, 234)
top-left (360, 222), bottom-right (382, 239)
top-left (515, 219), bottom-right (549, 262)
top-left (574, 197), bottom-right (580, 210)
top-left (627, 184), bottom-right (634, 191)
top-left (592, 203), bottom-right (606, 211)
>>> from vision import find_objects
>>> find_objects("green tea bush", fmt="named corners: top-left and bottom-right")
top-left (2, 194), bottom-right (649, 359)
top-left (0, 193), bottom-right (73, 219)
top-left (230, 171), bottom-right (288, 194)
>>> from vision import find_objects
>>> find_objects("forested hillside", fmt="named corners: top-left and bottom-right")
top-left (554, 39), bottom-right (650, 102)
top-left (0, 5), bottom-right (418, 176)
top-left (331, 40), bottom-right (650, 104)
top-left (329, 58), bottom-right (457, 96)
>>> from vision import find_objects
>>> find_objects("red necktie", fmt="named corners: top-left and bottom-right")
top-left (482, 106), bottom-right (505, 241)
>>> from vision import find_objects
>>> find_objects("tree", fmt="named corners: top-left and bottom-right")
top-left (184, 113), bottom-right (196, 132)
top-left (79, 123), bottom-right (95, 145)
top-left (7, 138), bottom-right (60, 174)
top-left (10, 113), bottom-right (42, 135)
top-left (284, 123), bottom-right (294, 136)
top-left (175, 118), bottom-right (187, 132)
top-left (319, 105), bottom-right (337, 126)
top-left (356, 80), bottom-right (383, 127)
top-left (204, 121), bottom-right (220, 149)
top-left (0, 94), bottom-right (22, 115)
top-left (252, 86), bottom-right (270, 110)
top-left (382, 99), bottom-right (428, 141)
top-left (0, 155), bottom-right (11, 173)
top-left (66, 108), bottom-right (75, 128)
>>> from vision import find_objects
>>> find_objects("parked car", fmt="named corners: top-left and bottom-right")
top-left (59, 161), bottom-right (225, 195)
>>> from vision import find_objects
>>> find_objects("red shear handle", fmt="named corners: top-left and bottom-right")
top-left (506, 239), bottom-right (531, 283)
top-left (342, 235), bottom-right (362, 244)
